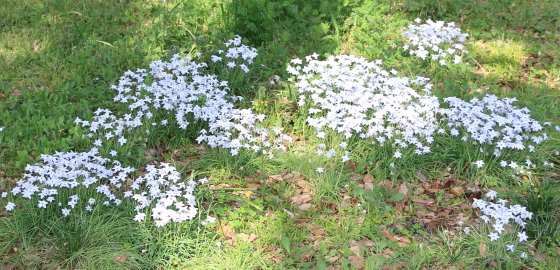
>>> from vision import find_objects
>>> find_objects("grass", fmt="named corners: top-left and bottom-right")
top-left (1, 0), bottom-right (560, 269)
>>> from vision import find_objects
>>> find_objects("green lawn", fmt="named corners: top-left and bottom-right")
top-left (1, 0), bottom-right (560, 269)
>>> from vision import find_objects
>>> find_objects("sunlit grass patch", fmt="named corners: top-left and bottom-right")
top-left (471, 39), bottom-right (525, 82)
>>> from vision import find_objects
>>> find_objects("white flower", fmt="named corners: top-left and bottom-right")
top-left (205, 216), bottom-right (216, 224)
top-left (316, 167), bottom-right (324, 173)
top-left (402, 19), bottom-right (469, 66)
top-left (38, 200), bottom-right (48, 208)
top-left (118, 136), bottom-right (127, 145)
top-left (110, 150), bottom-right (118, 156)
top-left (517, 231), bottom-right (528, 242)
top-left (474, 160), bottom-right (484, 168)
top-left (211, 55), bottom-right (222, 63)
top-left (506, 244), bottom-right (515, 252)
top-left (488, 232), bottom-right (500, 241)
top-left (5, 202), bottom-right (15, 211)
top-left (290, 58), bottom-right (303, 65)
top-left (134, 212), bottom-right (146, 222)
top-left (484, 190), bottom-right (498, 200)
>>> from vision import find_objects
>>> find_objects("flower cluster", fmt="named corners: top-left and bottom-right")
top-left (289, 52), bottom-right (557, 170)
top-left (288, 54), bottom-right (440, 158)
top-left (472, 190), bottom-right (532, 250)
top-left (126, 163), bottom-right (199, 227)
top-left (441, 94), bottom-right (547, 157)
top-left (402, 18), bottom-right (470, 66)
top-left (4, 148), bottom-right (206, 227)
top-left (4, 36), bottom-right (292, 225)
top-left (77, 35), bottom-right (290, 157)
top-left (6, 148), bottom-right (134, 216)
top-left (211, 34), bottom-right (259, 70)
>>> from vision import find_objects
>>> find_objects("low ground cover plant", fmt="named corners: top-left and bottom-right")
top-left (1, 0), bottom-right (559, 269)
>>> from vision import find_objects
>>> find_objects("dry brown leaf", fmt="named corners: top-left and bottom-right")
top-left (443, 194), bottom-right (455, 201)
top-left (399, 237), bottom-right (411, 245)
top-left (381, 230), bottom-right (394, 240)
top-left (283, 173), bottom-right (294, 181)
top-left (244, 176), bottom-right (257, 182)
top-left (220, 223), bottom-right (235, 238)
top-left (313, 236), bottom-right (326, 244)
top-left (308, 226), bottom-right (326, 235)
top-left (267, 175), bottom-right (283, 185)
top-left (413, 210), bottom-right (427, 218)
top-left (457, 213), bottom-right (470, 222)
top-left (350, 246), bottom-right (361, 256)
top-left (363, 174), bottom-right (374, 184)
top-left (236, 233), bottom-right (249, 242)
top-left (298, 194), bottom-right (313, 204)
top-left (11, 89), bottom-right (21, 97)
top-left (248, 233), bottom-right (259, 242)
top-left (234, 233), bottom-right (259, 243)
top-left (378, 180), bottom-right (394, 190)
top-left (355, 216), bottom-right (365, 224)
top-left (325, 256), bottom-right (340, 263)
top-left (535, 253), bottom-right (548, 261)
top-left (450, 186), bottom-right (464, 197)
top-left (355, 239), bottom-right (374, 248)
top-left (298, 203), bottom-right (314, 211)
top-left (300, 250), bottom-right (314, 262)
top-left (295, 179), bottom-right (311, 190)
top-left (383, 248), bottom-right (395, 258)
top-left (350, 174), bottom-right (361, 183)
top-left (397, 183), bottom-right (408, 196)
top-left (396, 183), bottom-right (409, 210)
top-left (412, 198), bottom-right (429, 204)
top-left (114, 254), bottom-right (129, 263)
top-left (414, 171), bottom-right (427, 181)
top-left (479, 242), bottom-right (487, 257)
top-left (245, 182), bottom-right (261, 190)
top-left (348, 256), bottom-right (365, 268)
